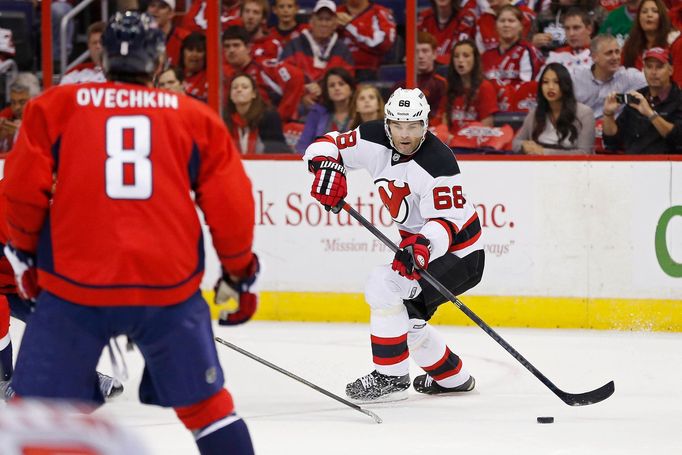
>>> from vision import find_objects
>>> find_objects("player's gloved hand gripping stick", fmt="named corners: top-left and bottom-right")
top-left (309, 156), bottom-right (347, 213)
top-left (338, 200), bottom-right (615, 407)
top-left (215, 253), bottom-right (260, 325)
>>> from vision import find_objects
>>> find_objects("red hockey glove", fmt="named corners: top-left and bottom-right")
top-left (3, 243), bottom-right (39, 301)
top-left (391, 234), bottom-right (431, 280)
top-left (215, 254), bottom-right (260, 326)
top-left (309, 156), bottom-right (347, 213)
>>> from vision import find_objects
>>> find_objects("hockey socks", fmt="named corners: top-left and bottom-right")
top-left (408, 320), bottom-right (472, 389)
top-left (195, 414), bottom-right (254, 455)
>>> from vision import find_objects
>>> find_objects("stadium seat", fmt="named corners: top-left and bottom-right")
top-left (378, 64), bottom-right (405, 83)
top-left (493, 112), bottom-right (527, 131)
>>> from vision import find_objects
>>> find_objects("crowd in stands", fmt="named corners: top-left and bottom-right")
top-left (1, 0), bottom-right (682, 155)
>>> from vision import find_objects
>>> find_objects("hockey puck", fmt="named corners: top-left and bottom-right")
top-left (537, 417), bottom-right (554, 424)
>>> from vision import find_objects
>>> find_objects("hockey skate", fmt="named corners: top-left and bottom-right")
top-left (413, 374), bottom-right (475, 395)
top-left (345, 370), bottom-right (410, 403)
top-left (98, 372), bottom-right (124, 399)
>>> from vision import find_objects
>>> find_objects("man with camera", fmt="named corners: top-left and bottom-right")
top-left (602, 47), bottom-right (682, 154)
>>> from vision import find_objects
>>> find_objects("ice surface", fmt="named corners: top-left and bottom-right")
top-left (10, 321), bottom-right (682, 454)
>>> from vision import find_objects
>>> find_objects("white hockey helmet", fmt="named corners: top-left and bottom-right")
top-left (384, 87), bottom-right (431, 154)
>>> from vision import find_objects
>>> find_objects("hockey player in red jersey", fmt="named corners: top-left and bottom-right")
top-left (304, 88), bottom-right (485, 402)
top-left (3, 12), bottom-right (258, 455)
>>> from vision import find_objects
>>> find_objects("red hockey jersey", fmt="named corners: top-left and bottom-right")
top-left (181, 0), bottom-right (241, 32)
top-left (338, 3), bottom-right (397, 71)
top-left (442, 79), bottom-right (499, 133)
top-left (3, 82), bottom-right (255, 306)
top-left (482, 41), bottom-right (544, 97)
top-left (417, 7), bottom-right (477, 66)
top-left (165, 25), bottom-right (191, 68)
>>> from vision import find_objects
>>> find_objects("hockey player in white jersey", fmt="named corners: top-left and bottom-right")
top-left (304, 87), bottom-right (485, 402)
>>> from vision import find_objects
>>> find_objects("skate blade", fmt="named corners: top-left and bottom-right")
top-left (349, 389), bottom-right (409, 404)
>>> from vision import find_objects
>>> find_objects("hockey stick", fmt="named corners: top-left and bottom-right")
top-left (341, 201), bottom-right (615, 407)
top-left (214, 337), bottom-right (382, 423)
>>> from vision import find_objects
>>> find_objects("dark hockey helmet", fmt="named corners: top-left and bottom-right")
top-left (102, 12), bottom-right (165, 76)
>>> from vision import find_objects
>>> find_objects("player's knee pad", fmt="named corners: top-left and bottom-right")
top-left (365, 265), bottom-right (422, 312)
top-left (175, 389), bottom-right (235, 431)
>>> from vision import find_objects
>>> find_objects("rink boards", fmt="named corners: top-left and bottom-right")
top-left (201, 156), bottom-right (682, 331)
top-left (1, 156), bottom-right (680, 331)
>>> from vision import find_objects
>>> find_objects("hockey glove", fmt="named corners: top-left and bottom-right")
top-left (3, 243), bottom-right (39, 302)
top-left (391, 234), bottom-right (431, 280)
top-left (309, 156), bottom-right (347, 213)
top-left (215, 254), bottom-right (260, 326)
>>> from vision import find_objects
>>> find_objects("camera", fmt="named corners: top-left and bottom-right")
top-left (615, 93), bottom-right (640, 105)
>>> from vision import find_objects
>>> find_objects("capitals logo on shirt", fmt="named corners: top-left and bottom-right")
top-left (376, 178), bottom-right (411, 224)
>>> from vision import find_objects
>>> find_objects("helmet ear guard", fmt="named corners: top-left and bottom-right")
top-left (384, 88), bottom-right (431, 154)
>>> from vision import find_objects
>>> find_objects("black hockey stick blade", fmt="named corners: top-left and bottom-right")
top-left (341, 201), bottom-right (616, 407)
top-left (556, 381), bottom-right (615, 406)
top-left (214, 337), bottom-right (382, 423)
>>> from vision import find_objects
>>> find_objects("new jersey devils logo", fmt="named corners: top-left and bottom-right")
top-left (376, 179), bottom-right (411, 224)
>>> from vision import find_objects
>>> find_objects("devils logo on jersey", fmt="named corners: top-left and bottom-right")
top-left (376, 178), bottom-right (411, 224)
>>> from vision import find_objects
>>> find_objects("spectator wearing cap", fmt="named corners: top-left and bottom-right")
top-left (280, 0), bottom-right (354, 108)
top-left (336, 0), bottom-right (397, 81)
top-left (223, 25), bottom-right (305, 122)
top-left (0, 73), bottom-right (41, 155)
top-left (60, 22), bottom-right (107, 84)
top-left (571, 34), bottom-right (646, 118)
top-left (602, 47), bottom-right (682, 154)
top-left (147, 0), bottom-right (190, 67)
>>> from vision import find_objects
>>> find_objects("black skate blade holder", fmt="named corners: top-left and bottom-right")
top-left (340, 200), bottom-right (615, 407)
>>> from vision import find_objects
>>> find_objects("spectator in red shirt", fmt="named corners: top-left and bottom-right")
top-left (337, 0), bottom-right (397, 81)
top-left (418, 0), bottom-right (477, 65)
top-left (280, 0), bottom-right (354, 108)
top-left (482, 5), bottom-right (544, 108)
top-left (622, 0), bottom-right (672, 70)
top-left (443, 39), bottom-right (498, 134)
top-left (395, 31), bottom-right (447, 123)
top-left (240, 0), bottom-right (282, 61)
top-left (545, 8), bottom-right (593, 73)
top-left (224, 73), bottom-right (290, 154)
top-left (147, 0), bottom-right (190, 67)
top-left (271, 0), bottom-right (307, 46)
top-left (223, 26), bottom-right (305, 122)
top-left (60, 22), bottom-right (106, 84)
top-left (0, 73), bottom-right (40, 156)
top-left (671, 4), bottom-right (682, 87)
top-left (178, 32), bottom-right (208, 102)
top-left (475, 0), bottom-right (536, 53)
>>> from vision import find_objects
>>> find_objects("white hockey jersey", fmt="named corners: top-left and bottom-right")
top-left (304, 120), bottom-right (482, 262)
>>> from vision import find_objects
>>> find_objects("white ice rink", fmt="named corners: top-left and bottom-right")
top-left (10, 321), bottom-right (682, 454)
